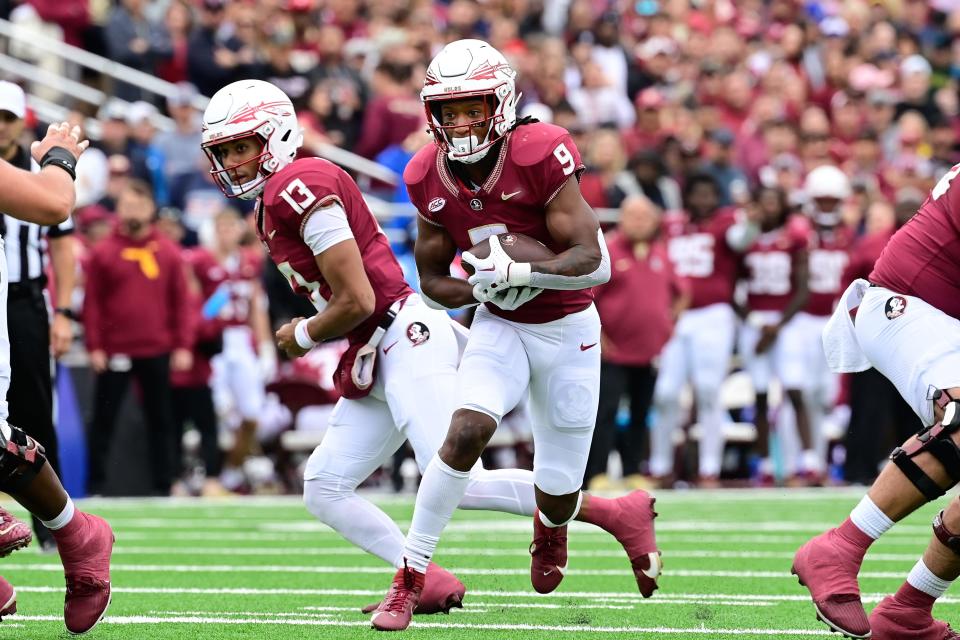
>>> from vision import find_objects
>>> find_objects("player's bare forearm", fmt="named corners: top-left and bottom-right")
top-left (303, 291), bottom-right (374, 341)
top-left (414, 215), bottom-right (476, 308)
top-left (778, 251), bottom-right (811, 327)
top-left (48, 235), bottom-right (77, 309)
top-left (529, 243), bottom-right (602, 277)
top-left (421, 273), bottom-right (477, 309)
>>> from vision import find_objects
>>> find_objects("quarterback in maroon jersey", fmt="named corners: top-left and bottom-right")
top-left (370, 40), bottom-right (660, 632)
top-left (652, 173), bottom-right (758, 485)
top-left (738, 186), bottom-right (813, 483)
top-left (201, 79), bottom-right (545, 616)
top-left (793, 163), bottom-right (960, 639)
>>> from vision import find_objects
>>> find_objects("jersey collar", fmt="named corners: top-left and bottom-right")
top-left (436, 133), bottom-right (510, 200)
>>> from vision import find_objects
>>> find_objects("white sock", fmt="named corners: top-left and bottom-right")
top-left (907, 559), bottom-right (952, 599)
top-left (403, 455), bottom-right (471, 573)
top-left (459, 468), bottom-right (536, 516)
top-left (850, 495), bottom-right (895, 540)
top-left (41, 498), bottom-right (75, 531)
top-left (538, 492), bottom-right (583, 528)
top-left (303, 478), bottom-right (407, 568)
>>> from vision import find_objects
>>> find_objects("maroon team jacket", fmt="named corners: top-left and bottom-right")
top-left (83, 227), bottom-right (192, 358)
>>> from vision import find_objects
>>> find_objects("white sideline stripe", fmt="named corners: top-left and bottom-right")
top-left (5, 614), bottom-right (835, 635)
top-left (0, 563), bottom-right (914, 579)
top-left (104, 546), bottom-right (924, 563)
top-left (13, 585), bottom-right (948, 604)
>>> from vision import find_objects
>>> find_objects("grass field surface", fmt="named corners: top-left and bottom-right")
top-left (0, 489), bottom-right (953, 639)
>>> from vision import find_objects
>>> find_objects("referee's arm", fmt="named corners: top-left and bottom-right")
top-left (0, 122), bottom-right (86, 225)
top-left (48, 232), bottom-right (77, 358)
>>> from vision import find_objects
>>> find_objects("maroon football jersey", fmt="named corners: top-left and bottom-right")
top-left (871, 163), bottom-right (960, 319)
top-left (256, 157), bottom-right (412, 345)
top-left (661, 208), bottom-right (741, 309)
top-left (743, 215), bottom-right (810, 312)
top-left (189, 247), bottom-right (262, 327)
top-left (405, 122), bottom-right (593, 324)
top-left (805, 224), bottom-right (854, 316)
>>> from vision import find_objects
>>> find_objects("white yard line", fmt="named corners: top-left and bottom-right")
top-left (4, 614), bottom-right (835, 635)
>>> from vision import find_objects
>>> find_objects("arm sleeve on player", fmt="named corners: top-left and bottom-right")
top-left (527, 228), bottom-right (611, 290)
top-left (725, 212), bottom-right (761, 252)
top-left (301, 201), bottom-right (355, 256)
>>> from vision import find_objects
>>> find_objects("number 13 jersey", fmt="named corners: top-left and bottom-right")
top-left (405, 121), bottom-right (593, 324)
top-left (871, 162), bottom-right (960, 319)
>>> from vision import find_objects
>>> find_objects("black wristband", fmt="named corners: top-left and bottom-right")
top-left (54, 307), bottom-right (77, 321)
top-left (39, 147), bottom-right (77, 181)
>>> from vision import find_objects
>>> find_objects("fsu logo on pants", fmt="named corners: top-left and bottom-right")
top-left (406, 322), bottom-right (430, 346)
top-left (885, 296), bottom-right (907, 320)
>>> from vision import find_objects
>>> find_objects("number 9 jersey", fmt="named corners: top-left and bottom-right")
top-left (870, 162), bottom-right (960, 319)
top-left (405, 121), bottom-right (593, 324)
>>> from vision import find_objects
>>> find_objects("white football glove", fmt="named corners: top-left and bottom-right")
top-left (489, 286), bottom-right (544, 311)
top-left (462, 235), bottom-right (532, 303)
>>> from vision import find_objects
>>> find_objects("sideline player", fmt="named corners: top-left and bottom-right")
top-left (0, 122), bottom-right (113, 634)
top-left (793, 162), bottom-right (960, 639)
top-left (652, 173), bottom-right (758, 485)
top-left (370, 40), bottom-right (661, 631)
top-left (794, 165), bottom-right (854, 477)
top-left (738, 185), bottom-right (812, 483)
top-left (191, 208), bottom-right (274, 491)
top-left (201, 79), bottom-right (540, 614)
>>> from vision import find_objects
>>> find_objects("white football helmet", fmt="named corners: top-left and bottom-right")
top-left (201, 79), bottom-right (303, 200)
top-left (421, 39), bottom-right (519, 165)
top-left (803, 164), bottom-right (851, 227)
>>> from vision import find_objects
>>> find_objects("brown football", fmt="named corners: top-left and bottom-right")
top-left (462, 233), bottom-right (556, 276)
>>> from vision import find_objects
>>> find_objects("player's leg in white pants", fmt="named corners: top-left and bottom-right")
top-left (651, 320), bottom-right (690, 477)
top-left (688, 304), bottom-right (736, 478)
top-left (381, 301), bottom-right (536, 518)
top-left (302, 395), bottom-right (408, 567)
top-left (523, 305), bottom-right (602, 502)
top-left (798, 313), bottom-right (834, 469)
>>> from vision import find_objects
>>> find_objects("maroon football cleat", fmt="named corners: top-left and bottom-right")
top-left (0, 575), bottom-right (16, 620)
top-left (54, 512), bottom-right (114, 635)
top-left (792, 526), bottom-right (871, 639)
top-left (870, 585), bottom-right (960, 640)
top-left (361, 562), bottom-right (464, 615)
top-left (371, 561), bottom-right (425, 632)
top-left (530, 510), bottom-right (568, 594)
top-left (0, 508), bottom-right (31, 557)
top-left (601, 491), bottom-right (662, 598)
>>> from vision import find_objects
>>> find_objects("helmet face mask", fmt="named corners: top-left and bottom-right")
top-left (421, 39), bottom-right (518, 165)
top-left (201, 79), bottom-right (303, 200)
top-left (428, 95), bottom-right (500, 164)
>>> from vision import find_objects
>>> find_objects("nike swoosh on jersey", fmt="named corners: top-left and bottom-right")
top-left (383, 340), bottom-right (400, 354)
top-left (501, 190), bottom-right (522, 200)
top-left (579, 343), bottom-right (597, 351)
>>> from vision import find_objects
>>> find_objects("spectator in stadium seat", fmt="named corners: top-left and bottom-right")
top-left (700, 128), bottom-right (749, 207)
top-left (579, 127), bottom-right (632, 210)
top-left (94, 99), bottom-right (132, 159)
top-left (82, 179), bottom-right (193, 496)
top-left (353, 60), bottom-right (423, 160)
top-left (156, 0), bottom-right (193, 85)
top-left (187, 0), bottom-right (256, 98)
top-left (154, 83), bottom-right (202, 198)
top-left (126, 101), bottom-right (168, 206)
top-left (105, 0), bottom-right (172, 101)
top-left (586, 195), bottom-right (690, 489)
top-left (627, 150), bottom-right (682, 212)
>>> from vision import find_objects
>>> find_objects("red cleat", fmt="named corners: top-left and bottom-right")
top-left (792, 523), bottom-right (871, 639)
top-left (361, 562), bottom-right (464, 615)
top-left (53, 512), bottom-right (114, 635)
top-left (870, 585), bottom-right (960, 640)
top-left (599, 491), bottom-right (662, 598)
top-left (0, 575), bottom-right (15, 620)
top-left (530, 510), bottom-right (568, 594)
top-left (371, 561), bottom-right (425, 631)
top-left (0, 508), bottom-right (31, 557)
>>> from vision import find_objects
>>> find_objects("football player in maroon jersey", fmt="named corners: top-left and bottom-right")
top-left (738, 186), bottom-right (813, 485)
top-left (201, 79), bottom-right (547, 616)
top-left (793, 162), bottom-right (960, 639)
top-left (370, 40), bottom-right (660, 631)
top-left (652, 173), bottom-right (759, 486)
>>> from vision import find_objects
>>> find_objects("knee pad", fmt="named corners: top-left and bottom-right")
top-left (890, 389), bottom-right (960, 501)
top-left (0, 422), bottom-right (47, 493)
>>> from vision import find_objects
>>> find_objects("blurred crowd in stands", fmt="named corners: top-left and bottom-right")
top-left (3, 0), bottom-right (960, 495)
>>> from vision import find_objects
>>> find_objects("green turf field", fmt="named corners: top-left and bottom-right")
top-left (0, 489), bottom-right (953, 639)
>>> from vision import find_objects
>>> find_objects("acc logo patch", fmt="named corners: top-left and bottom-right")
top-left (406, 322), bottom-right (430, 346)
top-left (885, 296), bottom-right (907, 320)
top-left (428, 197), bottom-right (446, 212)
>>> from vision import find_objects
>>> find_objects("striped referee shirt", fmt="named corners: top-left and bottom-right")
top-left (0, 146), bottom-right (74, 284)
